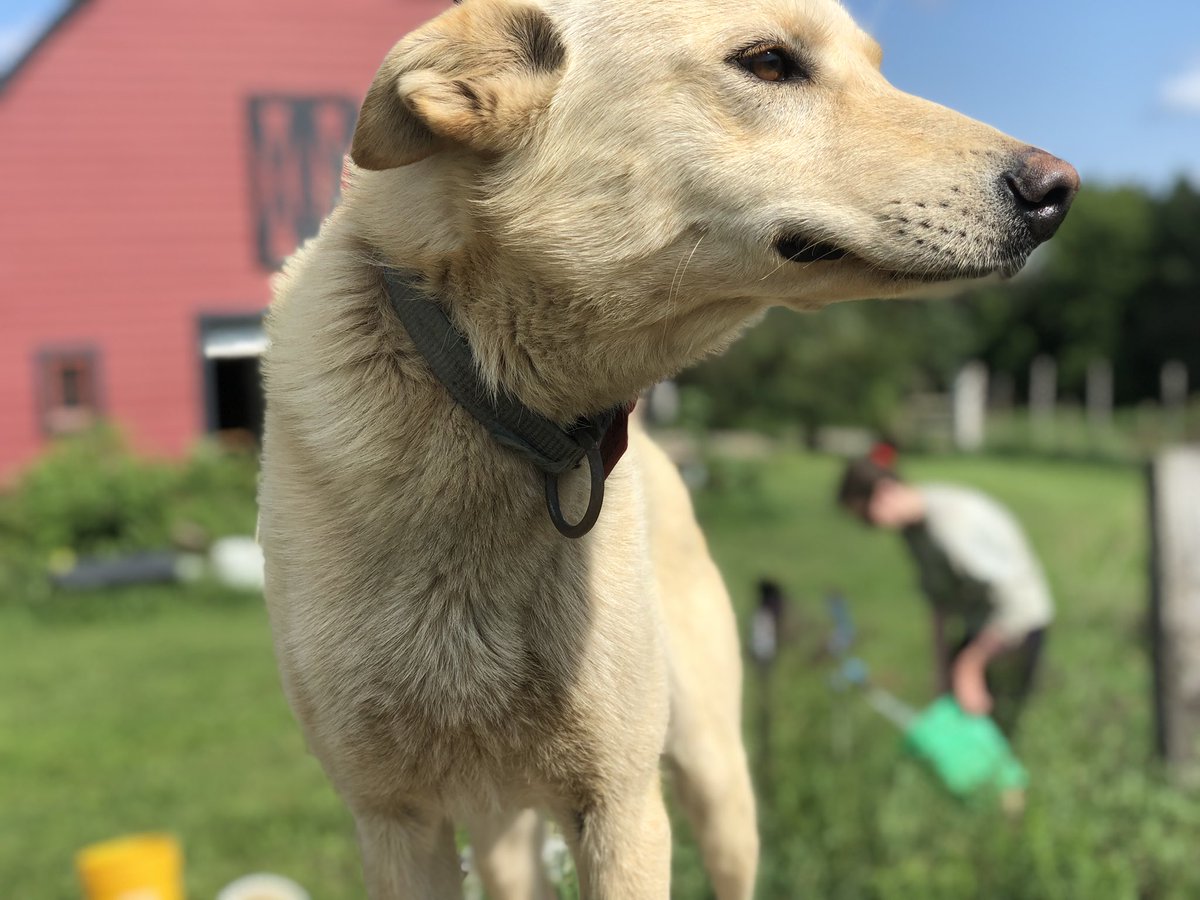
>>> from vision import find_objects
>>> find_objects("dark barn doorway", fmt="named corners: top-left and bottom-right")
top-left (200, 314), bottom-right (267, 444)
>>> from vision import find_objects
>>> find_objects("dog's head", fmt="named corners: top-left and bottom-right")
top-left (349, 0), bottom-right (1077, 410)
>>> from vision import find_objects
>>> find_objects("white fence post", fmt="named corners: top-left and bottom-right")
top-left (991, 371), bottom-right (1015, 412)
top-left (1030, 355), bottom-right (1057, 441)
top-left (1162, 360), bottom-right (1189, 410)
top-left (1149, 446), bottom-right (1200, 777)
top-left (952, 361), bottom-right (988, 452)
top-left (1162, 361), bottom-right (1189, 439)
top-left (645, 379), bottom-right (680, 426)
top-left (1087, 358), bottom-right (1113, 431)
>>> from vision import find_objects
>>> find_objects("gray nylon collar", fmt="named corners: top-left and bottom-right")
top-left (382, 267), bottom-right (623, 538)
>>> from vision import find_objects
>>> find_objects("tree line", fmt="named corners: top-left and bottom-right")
top-left (679, 179), bottom-right (1200, 433)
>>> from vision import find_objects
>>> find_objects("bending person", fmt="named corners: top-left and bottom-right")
top-left (836, 452), bottom-right (1053, 737)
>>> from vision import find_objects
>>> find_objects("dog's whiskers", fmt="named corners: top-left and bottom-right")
top-left (663, 230), bottom-right (708, 352)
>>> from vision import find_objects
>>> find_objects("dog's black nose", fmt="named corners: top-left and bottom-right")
top-left (1002, 148), bottom-right (1080, 244)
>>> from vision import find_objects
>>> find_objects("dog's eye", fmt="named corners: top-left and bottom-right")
top-left (737, 48), bottom-right (804, 83)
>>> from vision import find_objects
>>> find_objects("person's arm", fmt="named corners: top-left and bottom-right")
top-left (930, 493), bottom-right (1052, 713)
top-left (951, 627), bottom-right (1010, 715)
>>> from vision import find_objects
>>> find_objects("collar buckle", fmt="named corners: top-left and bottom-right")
top-left (544, 431), bottom-right (606, 539)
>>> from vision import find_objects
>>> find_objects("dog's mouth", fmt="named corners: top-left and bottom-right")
top-left (774, 235), bottom-right (852, 265)
top-left (773, 232), bottom-right (1026, 284)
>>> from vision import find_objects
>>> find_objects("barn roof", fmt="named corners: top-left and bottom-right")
top-left (0, 0), bottom-right (92, 97)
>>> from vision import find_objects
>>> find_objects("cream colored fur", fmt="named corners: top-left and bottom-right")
top-left (259, 0), bottom-right (1068, 896)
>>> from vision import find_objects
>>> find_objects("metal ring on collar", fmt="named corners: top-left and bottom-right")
top-left (544, 441), bottom-right (605, 539)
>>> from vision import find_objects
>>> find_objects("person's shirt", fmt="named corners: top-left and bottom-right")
top-left (901, 484), bottom-right (1054, 641)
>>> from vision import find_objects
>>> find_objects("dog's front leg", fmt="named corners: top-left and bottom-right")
top-left (355, 809), bottom-right (463, 899)
top-left (558, 772), bottom-right (672, 899)
top-left (466, 807), bottom-right (555, 900)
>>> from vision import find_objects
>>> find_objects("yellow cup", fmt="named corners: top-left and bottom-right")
top-left (76, 833), bottom-right (184, 900)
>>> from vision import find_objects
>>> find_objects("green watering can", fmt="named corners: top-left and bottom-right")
top-left (868, 691), bottom-right (1028, 798)
top-left (827, 593), bottom-right (1027, 801)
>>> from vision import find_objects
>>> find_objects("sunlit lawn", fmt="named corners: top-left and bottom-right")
top-left (3, 452), bottom-right (1196, 899)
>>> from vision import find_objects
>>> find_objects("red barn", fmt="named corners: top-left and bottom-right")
top-left (0, 0), bottom-right (445, 479)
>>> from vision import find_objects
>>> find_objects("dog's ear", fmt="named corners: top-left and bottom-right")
top-left (350, 1), bottom-right (566, 170)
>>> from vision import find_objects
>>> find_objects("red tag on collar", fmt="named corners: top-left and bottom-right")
top-left (599, 401), bottom-right (636, 477)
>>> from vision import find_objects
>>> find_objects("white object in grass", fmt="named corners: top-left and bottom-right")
top-left (216, 873), bottom-right (309, 900)
top-left (210, 536), bottom-right (266, 592)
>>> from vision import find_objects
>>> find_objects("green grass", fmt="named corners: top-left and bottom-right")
top-left (2, 452), bottom-right (1196, 898)
top-left (686, 453), bottom-right (1199, 900)
top-left (0, 586), bottom-right (360, 899)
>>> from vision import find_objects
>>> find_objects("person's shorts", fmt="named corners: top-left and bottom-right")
top-left (953, 628), bottom-right (1046, 737)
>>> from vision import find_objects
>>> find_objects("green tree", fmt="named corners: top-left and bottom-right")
top-left (680, 299), bottom-right (972, 437)
top-left (1115, 178), bottom-right (1200, 402)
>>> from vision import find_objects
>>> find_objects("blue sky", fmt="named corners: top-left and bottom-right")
top-left (3, 0), bottom-right (1197, 188)
top-left (0, 0), bottom-right (68, 79)
top-left (843, 0), bottom-right (1200, 189)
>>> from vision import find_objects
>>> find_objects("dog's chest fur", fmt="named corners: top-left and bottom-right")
top-left (260, 247), bottom-right (656, 804)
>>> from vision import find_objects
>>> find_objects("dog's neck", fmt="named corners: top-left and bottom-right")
top-left (347, 163), bottom-right (763, 423)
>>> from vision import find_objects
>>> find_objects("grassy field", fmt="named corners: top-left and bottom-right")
top-left (687, 453), bottom-right (1197, 900)
top-left (2, 452), bottom-right (1196, 898)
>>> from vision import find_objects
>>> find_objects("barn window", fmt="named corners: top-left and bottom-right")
top-left (247, 95), bottom-right (358, 269)
top-left (36, 347), bottom-right (103, 436)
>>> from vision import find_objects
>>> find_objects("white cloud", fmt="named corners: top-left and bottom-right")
top-left (1161, 62), bottom-right (1200, 115)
